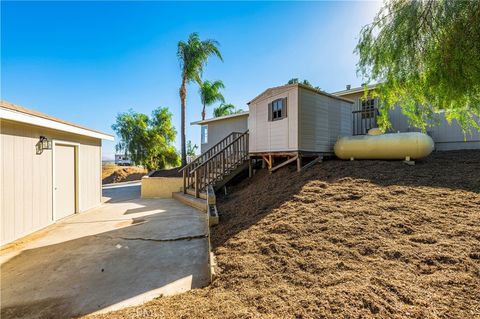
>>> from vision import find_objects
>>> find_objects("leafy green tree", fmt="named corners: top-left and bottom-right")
top-left (213, 103), bottom-right (242, 117)
top-left (178, 33), bottom-right (223, 166)
top-left (356, 0), bottom-right (480, 132)
top-left (112, 108), bottom-right (180, 171)
top-left (145, 108), bottom-right (180, 170)
top-left (186, 140), bottom-right (198, 157)
top-left (112, 110), bottom-right (150, 166)
top-left (199, 80), bottom-right (225, 120)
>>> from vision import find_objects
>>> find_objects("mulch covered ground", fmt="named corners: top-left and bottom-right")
top-left (87, 150), bottom-right (480, 319)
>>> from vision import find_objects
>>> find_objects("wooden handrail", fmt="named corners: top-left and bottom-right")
top-left (183, 130), bottom-right (249, 196)
top-left (191, 130), bottom-right (249, 173)
top-left (179, 131), bottom-right (243, 173)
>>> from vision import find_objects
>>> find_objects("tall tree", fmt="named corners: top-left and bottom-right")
top-left (199, 80), bottom-right (225, 120)
top-left (177, 33), bottom-right (222, 166)
top-left (112, 107), bottom-right (180, 171)
top-left (147, 108), bottom-right (180, 169)
top-left (112, 110), bottom-right (150, 165)
top-left (213, 103), bottom-right (240, 117)
top-left (356, 0), bottom-right (480, 132)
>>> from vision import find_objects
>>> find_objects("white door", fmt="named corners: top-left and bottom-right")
top-left (55, 144), bottom-right (76, 220)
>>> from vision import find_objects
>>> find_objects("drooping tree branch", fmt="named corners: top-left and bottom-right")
top-left (356, 0), bottom-right (480, 133)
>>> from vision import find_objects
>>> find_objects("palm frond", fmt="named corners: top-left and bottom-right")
top-left (199, 80), bottom-right (225, 107)
top-left (213, 103), bottom-right (236, 117)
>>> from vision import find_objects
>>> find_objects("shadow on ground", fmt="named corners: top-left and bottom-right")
top-left (1, 185), bottom-right (209, 319)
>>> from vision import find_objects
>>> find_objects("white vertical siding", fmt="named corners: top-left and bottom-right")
top-left (79, 143), bottom-right (102, 211)
top-left (1, 121), bottom-right (53, 245)
top-left (1, 120), bottom-right (102, 245)
top-left (299, 88), bottom-right (352, 152)
top-left (248, 87), bottom-right (298, 153)
top-left (250, 97), bottom-right (271, 152)
top-left (340, 101), bottom-right (353, 137)
top-left (299, 90), bottom-right (329, 151)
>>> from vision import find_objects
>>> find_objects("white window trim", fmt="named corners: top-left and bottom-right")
top-left (201, 125), bottom-right (208, 144)
top-left (270, 98), bottom-right (287, 121)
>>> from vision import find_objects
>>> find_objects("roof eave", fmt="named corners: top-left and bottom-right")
top-left (297, 83), bottom-right (354, 103)
top-left (248, 83), bottom-right (354, 105)
top-left (191, 111), bottom-right (249, 125)
top-left (247, 84), bottom-right (297, 105)
top-left (0, 107), bottom-right (114, 141)
top-left (332, 83), bottom-right (379, 97)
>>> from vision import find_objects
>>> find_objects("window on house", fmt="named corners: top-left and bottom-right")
top-left (269, 98), bottom-right (287, 121)
top-left (361, 98), bottom-right (376, 119)
top-left (201, 125), bottom-right (208, 144)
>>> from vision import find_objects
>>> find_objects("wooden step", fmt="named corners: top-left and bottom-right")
top-left (186, 188), bottom-right (208, 200)
top-left (172, 192), bottom-right (207, 213)
top-left (213, 161), bottom-right (249, 190)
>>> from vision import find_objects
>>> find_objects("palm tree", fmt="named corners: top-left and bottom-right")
top-left (177, 33), bottom-right (222, 166)
top-left (199, 80), bottom-right (225, 120)
top-left (214, 103), bottom-right (237, 117)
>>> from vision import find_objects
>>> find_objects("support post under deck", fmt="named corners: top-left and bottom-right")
top-left (297, 154), bottom-right (302, 172)
top-left (248, 158), bottom-right (253, 178)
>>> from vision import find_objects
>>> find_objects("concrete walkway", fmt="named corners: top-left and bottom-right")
top-left (1, 183), bottom-right (210, 319)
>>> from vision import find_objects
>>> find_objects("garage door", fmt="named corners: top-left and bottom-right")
top-left (55, 144), bottom-right (76, 220)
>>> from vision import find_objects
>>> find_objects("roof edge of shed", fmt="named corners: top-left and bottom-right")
top-left (191, 111), bottom-right (249, 125)
top-left (0, 100), bottom-right (114, 141)
top-left (248, 83), bottom-right (354, 105)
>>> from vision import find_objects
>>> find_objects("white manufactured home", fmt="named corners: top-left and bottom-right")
top-left (0, 100), bottom-right (113, 246)
top-left (332, 84), bottom-right (480, 151)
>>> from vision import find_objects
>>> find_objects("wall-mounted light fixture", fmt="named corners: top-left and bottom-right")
top-left (36, 136), bottom-right (52, 155)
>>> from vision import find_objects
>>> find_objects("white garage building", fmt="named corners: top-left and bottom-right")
top-left (0, 100), bottom-right (114, 246)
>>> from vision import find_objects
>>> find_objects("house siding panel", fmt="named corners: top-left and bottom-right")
top-left (299, 88), bottom-right (352, 152)
top-left (248, 87), bottom-right (298, 153)
top-left (200, 115), bottom-right (248, 154)
top-left (0, 120), bottom-right (102, 246)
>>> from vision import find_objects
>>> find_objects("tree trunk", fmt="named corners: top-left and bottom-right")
top-left (201, 102), bottom-right (206, 120)
top-left (180, 77), bottom-right (187, 167)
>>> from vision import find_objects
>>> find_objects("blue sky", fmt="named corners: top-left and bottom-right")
top-left (1, 1), bottom-right (382, 160)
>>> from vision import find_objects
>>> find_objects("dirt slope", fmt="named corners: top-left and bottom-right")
top-left (88, 150), bottom-right (480, 319)
top-left (102, 165), bottom-right (147, 184)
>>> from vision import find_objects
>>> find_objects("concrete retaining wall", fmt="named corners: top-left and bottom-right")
top-left (141, 176), bottom-right (183, 198)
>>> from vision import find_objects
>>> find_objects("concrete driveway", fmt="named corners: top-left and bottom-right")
top-left (1, 183), bottom-right (210, 319)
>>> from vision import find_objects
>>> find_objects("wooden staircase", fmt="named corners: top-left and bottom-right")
top-left (179, 130), bottom-right (250, 199)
